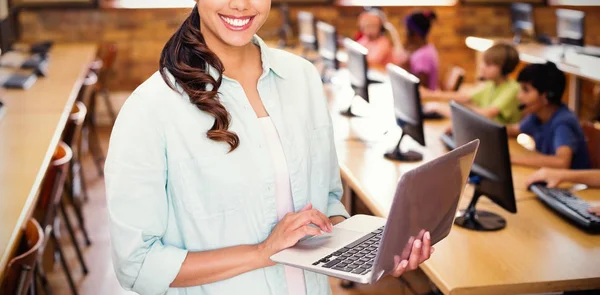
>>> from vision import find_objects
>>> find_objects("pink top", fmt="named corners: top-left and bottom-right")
top-left (409, 44), bottom-right (439, 90)
top-left (259, 117), bottom-right (307, 295)
top-left (357, 35), bottom-right (403, 68)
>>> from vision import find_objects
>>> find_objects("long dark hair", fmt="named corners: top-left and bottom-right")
top-left (159, 5), bottom-right (240, 152)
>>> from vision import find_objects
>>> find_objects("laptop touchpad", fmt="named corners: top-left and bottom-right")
top-left (293, 228), bottom-right (365, 250)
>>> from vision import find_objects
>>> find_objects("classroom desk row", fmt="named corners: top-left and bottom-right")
top-left (466, 36), bottom-right (600, 115)
top-left (0, 44), bottom-right (97, 282)
top-left (322, 72), bottom-right (600, 294)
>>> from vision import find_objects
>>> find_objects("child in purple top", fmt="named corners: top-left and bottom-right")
top-left (404, 11), bottom-right (440, 90)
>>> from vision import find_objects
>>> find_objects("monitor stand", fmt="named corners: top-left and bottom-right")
top-left (384, 133), bottom-right (423, 162)
top-left (454, 176), bottom-right (507, 231)
top-left (512, 31), bottom-right (522, 44)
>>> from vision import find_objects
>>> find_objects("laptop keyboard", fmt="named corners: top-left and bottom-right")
top-left (312, 226), bottom-right (384, 275)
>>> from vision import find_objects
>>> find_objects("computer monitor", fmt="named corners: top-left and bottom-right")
top-left (297, 11), bottom-right (317, 55)
top-left (384, 64), bottom-right (425, 162)
top-left (316, 21), bottom-right (339, 73)
top-left (0, 12), bottom-right (18, 54)
top-left (556, 9), bottom-right (585, 47)
top-left (510, 3), bottom-right (534, 44)
top-left (450, 102), bottom-right (517, 231)
top-left (342, 38), bottom-right (370, 117)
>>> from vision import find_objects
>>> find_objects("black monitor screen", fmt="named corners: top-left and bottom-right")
top-left (344, 38), bottom-right (368, 89)
top-left (387, 64), bottom-right (425, 147)
top-left (316, 21), bottom-right (336, 62)
top-left (556, 9), bottom-right (584, 47)
top-left (511, 3), bottom-right (534, 36)
top-left (450, 102), bottom-right (517, 214)
top-left (298, 11), bottom-right (316, 46)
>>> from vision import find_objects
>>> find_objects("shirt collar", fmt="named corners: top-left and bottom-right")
top-left (207, 35), bottom-right (287, 82)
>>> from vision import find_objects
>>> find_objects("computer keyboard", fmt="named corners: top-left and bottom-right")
top-left (312, 226), bottom-right (384, 275)
top-left (576, 46), bottom-right (600, 58)
top-left (530, 184), bottom-right (600, 231)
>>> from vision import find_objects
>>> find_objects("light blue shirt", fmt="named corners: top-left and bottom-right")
top-left (105, 35), bottom-right (349, 295)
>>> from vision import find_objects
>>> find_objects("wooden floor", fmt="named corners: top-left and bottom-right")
top-left (44, 123), bottom-right (413, 294)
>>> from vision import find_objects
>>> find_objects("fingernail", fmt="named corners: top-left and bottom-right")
top-left (425, 231), bottom-right (430, 240)
top-left (319, 230), bottom-right (325, 235)
top-left (330, 223), bottom-right (334, 232)
top-left (400, 260), bottom-right (408, 268)
top-left (415, 240), bottom-right (422, 248)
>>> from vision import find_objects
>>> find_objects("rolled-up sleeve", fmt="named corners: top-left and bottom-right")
top-left (104, 92), bottom-right (187, 295)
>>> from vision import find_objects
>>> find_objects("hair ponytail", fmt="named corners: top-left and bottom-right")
top-left (159, 5), bottom-right (240, 152)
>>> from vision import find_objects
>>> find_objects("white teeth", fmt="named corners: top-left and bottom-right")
top-left (221, 16), bottom-right (251, 27)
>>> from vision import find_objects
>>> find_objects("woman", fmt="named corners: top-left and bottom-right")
top-left (105, 1), bottom-right (433, 294)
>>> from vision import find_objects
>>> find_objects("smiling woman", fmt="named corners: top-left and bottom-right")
top-left (104, 0), bottom-right (430, 294)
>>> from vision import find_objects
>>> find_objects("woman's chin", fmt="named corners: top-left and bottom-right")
top-left (220, 33), bottom-right (256, 48)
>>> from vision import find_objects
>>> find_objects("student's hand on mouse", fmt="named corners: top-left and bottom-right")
top-left (391, 230), bottom-right (434, 277)
top-left (259, 203), bottom-right (332, 265)
top-left (525, 168), bottom-right (565, 188)
top-left (589, 205), bottom-right (600, 217)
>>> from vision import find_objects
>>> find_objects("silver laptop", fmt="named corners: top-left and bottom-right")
top-left (271, 140), bottom-right (479, 284)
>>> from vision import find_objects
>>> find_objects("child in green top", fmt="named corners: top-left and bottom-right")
top-left (422, 42), bottom-right (522, 124)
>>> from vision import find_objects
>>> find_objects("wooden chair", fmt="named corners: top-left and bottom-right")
top-left (62, 101), bottom-right (92, 246)
top-left (36, 142), bottom-right (88, 295)
top-left (77, 71), bottom-right (105, 177)
top-left (443, 66), bottom-right (466, 92)
top-left (0, 219), bottom-right (44, 295)
top-left (582, 121), bottom-right (600, 169)
top-left (93, 43), bottom-right (118, 125)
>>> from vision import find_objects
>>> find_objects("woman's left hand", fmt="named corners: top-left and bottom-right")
top-left (390, 230), bottom-right (434, 277)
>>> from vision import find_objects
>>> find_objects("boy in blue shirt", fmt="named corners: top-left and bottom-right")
top-left (507, 62), bottom-right (591, 169)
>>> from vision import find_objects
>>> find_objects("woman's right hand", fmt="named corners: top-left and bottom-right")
top-left (525, 168), bottom-right (566, 188)
top-left (259, 203), bottom-right (333, 265)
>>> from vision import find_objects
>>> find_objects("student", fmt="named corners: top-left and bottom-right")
top-left (403, 10), bottom-right (439, 90)
top-left (422, 43), bottom-right (521, 124)
top-left (526, 168), bottom-right (600, 216)
top-left (508, 62), bottom-right (591, 169)
top-left (104, 1), bottom-right (433, 294)
top-left (356, 8), bottom-right (403, 68)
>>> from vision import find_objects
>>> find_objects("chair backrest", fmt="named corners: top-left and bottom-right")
top-left (582, 121), bottom-right (600, 169)
top-left (97, 43), bottom-right (117, 86)
top-left (0, 219), bottom-right (44, 295)
top-left (38, 142), bottom-right (72, 228)
top-left (444, 66), bottom-right (465, 91)
top-left (63, 101), bottom-right (87, 149)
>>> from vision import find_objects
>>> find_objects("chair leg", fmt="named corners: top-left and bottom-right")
top-left (64, 185), bottom-right (92, 247)
top-left (76, 155), bottom-right (90, 203)
top-left (65, 158), bottom-right (91, 246)
top-left (29, 275), bottom-right (36, 295)
top-left (35, 264), bottom-right (52, 295)
top-left (51, 232), bottom-right (79, 295)
top-left (100, 88), bottom-right (117, 125)
top-left (86, 118), bottom-right (105, 177)
top-left (59, 201), bottom-right (89, 275)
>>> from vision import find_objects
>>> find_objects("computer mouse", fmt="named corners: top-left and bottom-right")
top-left (528, 181), bottom-right (547, 191)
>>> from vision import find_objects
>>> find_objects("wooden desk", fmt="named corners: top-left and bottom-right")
top-left (323, 79), bottom-right (600, 294)
top-left (466, 36), bottom-right (600, 114)
top-left (0, 44), bottom-right (97, 282)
